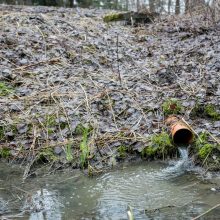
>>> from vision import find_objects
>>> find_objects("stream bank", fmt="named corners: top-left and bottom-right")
top-left (0, 5), bottom-right (219, 176)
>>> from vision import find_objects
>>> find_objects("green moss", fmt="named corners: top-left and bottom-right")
top-left (0, 147), bottom-right (11, 158)
top-left (195, 132), bottom-right (209, 147)
top-left (142, 131), bottom-right (175, 159)
top-left (194, 132), bottom-right (218, 161)
top-left (141, 146), bottom-right (157, 157)
top-left (204, 104), bottom-right (220, 120)
top-left (118, 146), bottom-right (127, 158)
top-left (198, 143), bottom-right (214, 159)
top-left (162, 98), bottom-right (182, 115)
top-left (47, 128), bottom-right (54, 135)
top-left (151, 131), bottom-right (173, 149)
top-left (191, 103), bottom-right (220, 120)
top-left (103, 12), bottom-right (125, 22)
top-left (0, 82), bottom-right (13, 96)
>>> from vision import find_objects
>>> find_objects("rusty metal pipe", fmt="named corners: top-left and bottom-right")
top-left (165, 116), bottom-right (194, 145)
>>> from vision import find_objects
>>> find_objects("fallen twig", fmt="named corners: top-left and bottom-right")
top-left (192, 203), bottom-right (220, 220)
top-left (13, 57), bottom-right (61, 71)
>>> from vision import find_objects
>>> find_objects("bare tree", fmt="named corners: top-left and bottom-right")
top-left (149, 0), bottom-right (155, 12)
top-left (185, 0), bottom-right (189, 13)
top-left (175, 0), bottom-right (180, 14)
top-left (137, 0), bottom-right (140, 11)
top-left (168, 0), bottom-right (172, 14)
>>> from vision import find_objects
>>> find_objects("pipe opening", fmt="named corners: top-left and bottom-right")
top-left (173, 129), bottom-right (193, 145)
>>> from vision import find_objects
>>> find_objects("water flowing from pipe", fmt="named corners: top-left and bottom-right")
top-left (158, 147), bottom-right (193, 179)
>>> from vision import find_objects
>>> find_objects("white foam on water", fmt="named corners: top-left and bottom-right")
top-left (158, 147), bottom-right (193, 179)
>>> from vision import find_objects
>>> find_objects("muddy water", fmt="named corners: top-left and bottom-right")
top-left (0, 159), bottom-right (220, 220)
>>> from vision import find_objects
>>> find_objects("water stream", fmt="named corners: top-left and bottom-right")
top-left (0, 154), bottom-right (220, 219)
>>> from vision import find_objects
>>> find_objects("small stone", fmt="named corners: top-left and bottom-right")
top-left (19, 59), bottom-right (28, 65)
top-left (5, 131), bottom-right (14, 137)
top-left (2, 69), bottom-right (16, 80)
top-left (17, 124), bottom-right (28, 134)
top-left (213, 121), bottom-right (220, 128)
top-left (16, 87), bottom-right (31, 96)
top-left (9, 104), bottom-right (23, 112)
top-left (54, 146), bottom-right (63, 155)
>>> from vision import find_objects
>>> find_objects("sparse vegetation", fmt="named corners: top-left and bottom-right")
top-left (117, 146), bottom-right (127, 158)
top-left (198, 143), bottom-right (214, 159)
top-left (204, 104), bottom-right (220, 120)
top-left (38, 147), bottom-right (58, 162)
top-left (191, 103), bottom-right (220, 120)
top-left (65, 144), bottom-right (73, 162)
top-left (0, 147), bottom-right (11, 158)
top-left (0, 126), bottom-right (4, 140)
top-left (80, 128), bottom-right (90, 168)
top-left (0, 3), bottom-right (219, 176)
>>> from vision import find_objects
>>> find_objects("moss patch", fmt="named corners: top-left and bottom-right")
top-left (0, 82), bottom-right (13, 96)
top-left (198, 143), bottom-right (214, 159)
top-left (191, 103), bottom-right (220, 120)
top-left (142, 131), bottom-right (175, 159)
top-left (195, 132), bottom-right (214, 160)
top-left (204, 104), bottom-right (220, 120)
top-left (0, 147), bottom-right (11, 158)
top-left (117, 145), bottom-right (127, 158)
top-left (103, 12), bottom-right (125, 22)
top-left (162, 98), bottom-right (183, 115)
top-left (141, 146), bottom-right (157, 157)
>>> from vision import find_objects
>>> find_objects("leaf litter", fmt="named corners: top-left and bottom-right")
top-left (0, 5), bottom-right (219, 176)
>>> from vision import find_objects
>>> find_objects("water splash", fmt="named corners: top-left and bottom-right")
top-left (178, 147), bottom-right (188, 160)
top-left (159, 147), bottom-right (193, 178)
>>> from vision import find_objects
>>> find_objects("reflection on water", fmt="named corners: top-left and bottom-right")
top-left (0, 0), bottom-right (213, 14)
top-left (0, 161), bottom-right (220, 219)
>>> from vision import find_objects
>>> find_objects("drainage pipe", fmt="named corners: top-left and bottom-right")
top-left (165, 116), bottom-right (194, 145)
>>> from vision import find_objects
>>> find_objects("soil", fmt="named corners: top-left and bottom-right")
top-left (0, 5), bottom-right (219, 176)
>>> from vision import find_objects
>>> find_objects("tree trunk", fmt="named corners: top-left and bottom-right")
top-left (185, 0), bottom-right (189, 13)
top-left (137, 0), bottom-right (140, 11)
top-left (125, 0), bottom-right (128, 10)
top-left (168, 0), bottom-right (172, 14)
top-left (175, 0), bottom-right (180, 14)
top-left (149, 0), bottom-right (155, 12)
top-left (69, 0), bottom-right (73, 7)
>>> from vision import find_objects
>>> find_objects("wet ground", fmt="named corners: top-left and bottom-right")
top-left (0, 155), bottom-right (220, 219)
top-left (0, 4), bottom-right (220, 173)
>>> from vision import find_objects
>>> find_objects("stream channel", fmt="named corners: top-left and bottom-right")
top-left (0, 148), bottom-right (220, 219)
